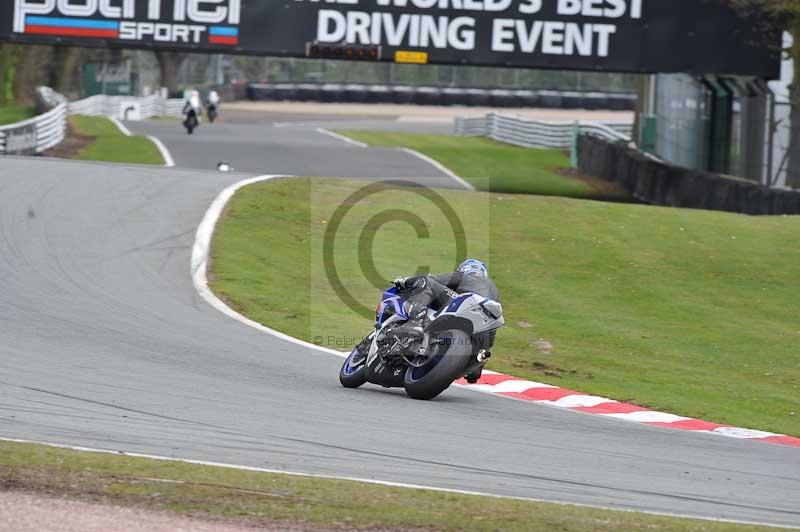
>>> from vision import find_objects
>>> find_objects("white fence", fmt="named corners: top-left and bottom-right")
top-left (68, 94), bottom-right (184, 120)
top-left (0, 88), bottom-right (183, 156)
top-left (455, 113), bottom-right (632, 149)
top-left (0, 102), bottom-right (68, 155)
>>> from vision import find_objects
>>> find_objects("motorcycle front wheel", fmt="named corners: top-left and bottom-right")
top-left (404, 329), bottom-right (470, 400)
top-left (339, 345), bottom-right (368, 388)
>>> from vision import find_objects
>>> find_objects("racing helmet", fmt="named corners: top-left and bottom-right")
top-left (457, 258), bottom-right (488, 278)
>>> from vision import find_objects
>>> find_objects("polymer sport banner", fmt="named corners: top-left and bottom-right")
top-left (0, 0), bottom-right (780, 77)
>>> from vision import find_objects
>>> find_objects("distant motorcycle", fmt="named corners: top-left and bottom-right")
top-left (207, 104), bottom-right (218, 123)
top-left (183, 108), bottom-right (200, 135)
top-left (339, 286), bottom-right (504, 400)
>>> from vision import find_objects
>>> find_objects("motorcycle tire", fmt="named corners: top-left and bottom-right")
top-left (339, 346), bottom-right (368, 388)
top-left (404, 329), bottom-right (471, 400)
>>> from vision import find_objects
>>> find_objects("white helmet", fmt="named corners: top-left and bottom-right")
top-left (458, 259), bottom-right (488, 278)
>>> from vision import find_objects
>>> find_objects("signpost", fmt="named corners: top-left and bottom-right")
top-left (0, 0), bottom-right (780, 77)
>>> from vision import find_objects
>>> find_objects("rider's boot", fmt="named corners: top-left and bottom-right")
top-left (352, 334), bottom-right (372, 362)
top-left (465, 350), bottom-right (491, 383)
top-left (393, 303), bottom-right (430, 339)
top-left (465, 366), bottom-right (483, 384)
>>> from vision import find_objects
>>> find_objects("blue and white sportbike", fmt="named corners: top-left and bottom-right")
top-left (339, 286), bottom-right (505, 400)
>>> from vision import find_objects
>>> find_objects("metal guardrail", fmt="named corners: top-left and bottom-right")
top-left (68, 94), bottom-right (184, 120)
top-left (455, 113), bottom-right (632, 149)
top-left (0, 89), bottom-right (184, 155)
top-left (0, 102), bottom-right (67, 155)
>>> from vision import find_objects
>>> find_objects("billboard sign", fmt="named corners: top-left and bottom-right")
top-left (0, 0), bottom-right (780, 77)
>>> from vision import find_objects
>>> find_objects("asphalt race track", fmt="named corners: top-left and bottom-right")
top-left (1, 115), bottom-right (799, 528)
top-left (125, 113), bottom-right (454, 180)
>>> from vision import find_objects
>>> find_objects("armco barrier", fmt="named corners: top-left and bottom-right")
top-left (246, 82), bottom-right (636, 110)
top-left (577, 135), bottom-right (800, 215)
top-left (455, 113), bottom-right (632, 149)
top-left (0, 88), bottom-right (184, 156)
top-left (68, 94), bottom-right (184, 119)
top-left (0, 101), bottom-right (67, 155)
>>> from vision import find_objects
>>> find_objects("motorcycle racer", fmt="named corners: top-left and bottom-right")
top-left (354, 259), bottom-right (500, 384)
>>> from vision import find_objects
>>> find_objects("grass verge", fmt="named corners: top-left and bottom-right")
top-left (0, 104), bottom-right (35, 125)
top-left (69, 115), bottom-right (164, 165)
top-left (210, 178), bottom-right (800, 436)
top-left (335, 130), bottom-right (624, 199)
top-left (0, 440), bottom-right (781, 531)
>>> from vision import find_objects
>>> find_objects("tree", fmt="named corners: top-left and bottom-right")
top-left (48, 47), bottom-right (87, 98)
top-left (0, 44), bottom-right (21, 106)
top-left (155, 51), bottom-right (189, 96)
top-left (724, 1), bottom-right (800, 187)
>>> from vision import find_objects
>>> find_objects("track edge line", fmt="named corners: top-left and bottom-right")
top-left (190, 175), bottom-right (800, 449)
top-left (1, 436), bottom-right (793, 530)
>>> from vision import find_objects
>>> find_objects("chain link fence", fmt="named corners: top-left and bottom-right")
top-left (652, 74), bottom-right (711, 171)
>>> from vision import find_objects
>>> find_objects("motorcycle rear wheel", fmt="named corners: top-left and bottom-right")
top-left (404, 329), bottom-right (470, 400)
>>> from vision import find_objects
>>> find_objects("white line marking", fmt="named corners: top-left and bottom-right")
top-left (312, 127), bottom-right (474, 192)
top-left (603, 411), bottom-right (692, 424)
top-left (398, 147), bottom-right (476, 191)
top-left (396, 116), bottom-right (454, 124)
top-left (191, 177), bottom-right (796, 447)
top-left (147, 135), bottom-right (175, 167)
top-left (109, 117), bottom-right (132, 137)
top-left (712, 427), bottom-right (778, 439)
top-left (468, 380), bottom-right (555, 394)
top-left (314, 128), bottom-right (368, 148)
top-left (541, 395), bottom-right (618, 409)
top-left (0, 177), bottom-right (791, 526)
top-left (273, 122), bottom-right (313, 128)
top-left (191, 175), bottom-right (344, 357)
top-left (0, 437), bottom-right (789, 529)
top-left (110, 116), bottom-right (174, 168)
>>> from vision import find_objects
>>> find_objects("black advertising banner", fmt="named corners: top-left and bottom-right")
top-left (0, 0), bottom-right (780, 77)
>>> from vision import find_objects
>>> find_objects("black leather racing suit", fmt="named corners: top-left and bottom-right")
top-left (404, 272), bottom-right (501, 349)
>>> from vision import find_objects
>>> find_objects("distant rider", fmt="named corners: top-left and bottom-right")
top-left (183, 89), bottom-right (202, 116)
top-left (207, 89), bottom-right (220, 121)
top-left (207, 89), bottom-right (220, 109)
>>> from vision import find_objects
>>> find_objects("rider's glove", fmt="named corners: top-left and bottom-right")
top-left (393, 277), bottom-right (411, 290)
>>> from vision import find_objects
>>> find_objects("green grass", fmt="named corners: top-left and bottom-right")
top-left (70, 115), bottom-right (164, 165)
top-left (210, 178), bottom-right (800, 437)
top-left (0, 440), bottom-right (783, 531)
top-left (336, 130), bottom-right (602, 198)
top-left (0, 104), bottom-right (35, 125)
